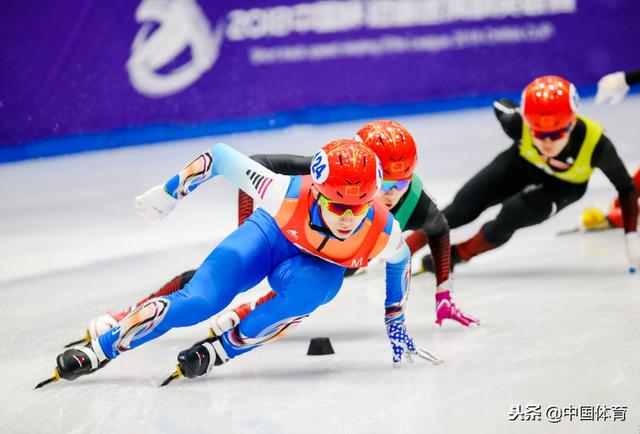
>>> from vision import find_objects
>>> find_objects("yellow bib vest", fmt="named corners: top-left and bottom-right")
top-left (519, 115), bottom-right (603, 184)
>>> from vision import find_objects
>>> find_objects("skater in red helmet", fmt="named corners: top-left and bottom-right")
top-left (39, 140), bottom-right (441, 388)
top-left (419, 75), bottom-right (639, 273)
top-left (66, 120), bottom-right (477, 351)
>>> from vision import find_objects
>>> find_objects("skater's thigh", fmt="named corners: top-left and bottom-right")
top-left (268, 254), bottom-right (345, 310)
top-left (220, 254), bottom-right (344, 357)
top-left (495, 179), bottom-right (585, 230)
top-left (181, 220), bottom-right (276, 305)
top-left (445, 148), bottom-right (531, 225)
top-left (235, 254), bottom-right (345, 336)
top-left (541, 178), bottom-right (588, 213)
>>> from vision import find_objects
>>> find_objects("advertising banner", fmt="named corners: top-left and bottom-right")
top-left (1, 0), bottom-right (638, 161)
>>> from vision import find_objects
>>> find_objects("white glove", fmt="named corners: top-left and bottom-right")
top-left (595, 72), bottom-right (629, 106)
top-left (625, 232), bottom-right (639, 274)
top-left (135, 185), bottom-right (178, 220)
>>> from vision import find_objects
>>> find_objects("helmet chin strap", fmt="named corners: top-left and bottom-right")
top-left (308, 194), bottom-right (334, 236)
top-left (310, 200), bottom-right (357, 240)
top-left (308, 219), bottom-right (333, 237)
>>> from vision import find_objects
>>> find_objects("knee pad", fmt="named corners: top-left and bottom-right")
top-left (225, 314), bottom-right (308, 357)
top-left (113, 298), bottom-right (170, 352)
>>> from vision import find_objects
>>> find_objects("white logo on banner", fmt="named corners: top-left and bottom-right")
top-left (126, 0), bottom-right (577, 97)
top-left (127, 0), bottom-right (224, 98)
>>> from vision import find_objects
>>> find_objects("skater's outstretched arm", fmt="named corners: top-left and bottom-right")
top-left (379, 222), bottom-right (442, 365)
top-left (591, 135), bottom-right (638, 234)
top-left (493, 98), bottom-right (522, 141)
top-left (135, 143), bottom-right (293, 220)
top-left (403, 190), bottom-right (451, 284)
top-left (592, 135), bottom-right (639, 271)
top-left (596, 69), bottom-right (640, 106)
top-left (378, 220), bottom-right (411, 320)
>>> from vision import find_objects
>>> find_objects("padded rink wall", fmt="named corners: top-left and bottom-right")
top-left (0, 0), bottom-right (638, 163)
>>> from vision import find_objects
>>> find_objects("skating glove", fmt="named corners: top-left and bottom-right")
top-left (595, 72), bottom-right (629, 106)
top-left (386, 320), bottom-right (441, 365)
top-left (135, 184), bottom-right (178, 220)
top-left (625, 232), bottom-right (639, 274)
top-left (435, 289), bottom-right (479, 327)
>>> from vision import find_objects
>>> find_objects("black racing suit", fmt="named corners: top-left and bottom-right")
top-left (443, 99), bottom-right (638, 249)
top-left (624, 69), bottom-right (640, 86)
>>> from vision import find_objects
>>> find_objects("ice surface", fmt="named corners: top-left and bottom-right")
top-left (1, 97), bottom-right (639, 434)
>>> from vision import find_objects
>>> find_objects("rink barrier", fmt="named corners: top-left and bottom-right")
top-left (0, 86), bottom-right (605, 164)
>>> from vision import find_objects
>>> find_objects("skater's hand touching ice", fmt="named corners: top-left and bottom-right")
top-left (135, 185), bottom-right (178, 220)
top-left (435, 289), bottom-right (479, 327)
top-left (386, 320), bottom-right (441, 365)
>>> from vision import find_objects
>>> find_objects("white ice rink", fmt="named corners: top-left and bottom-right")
top-left (1, 97), bottom-right (639, 434)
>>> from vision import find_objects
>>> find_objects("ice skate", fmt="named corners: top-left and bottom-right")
top-left (160, 335), bottom-right (230, 386)
top-left (36, 341), bottom-right (109, 388)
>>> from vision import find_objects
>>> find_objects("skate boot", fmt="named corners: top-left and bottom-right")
top-left (65, 308), bottom-right (131, 347)
top-left (57, 341), bottom-right (110, 380)
top-left (36, 341), bottom-right (109, 388)
top-left (160, 336), bottom-right (230, 386)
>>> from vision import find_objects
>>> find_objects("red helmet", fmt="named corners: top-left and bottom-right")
top-left (521, 75), bottom-right (578, 132)
top-left (356, 120), bottom-right (418, 181)
top-left (311, 139), bottom-right (382, 205)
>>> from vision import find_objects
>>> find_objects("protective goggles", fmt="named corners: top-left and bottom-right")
top-left (318, 195), bottom-right (371, 217)
top-left (380, 179), bottom-right (411, 192)
top-left (531, 124), bottom-right (572, 141)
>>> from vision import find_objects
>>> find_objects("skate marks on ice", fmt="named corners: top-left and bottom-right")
top-left (2, 97), bottom-right (640, 433)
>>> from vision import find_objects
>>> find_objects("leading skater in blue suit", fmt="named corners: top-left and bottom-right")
top-left (39, 139), bottom-right (440, 388)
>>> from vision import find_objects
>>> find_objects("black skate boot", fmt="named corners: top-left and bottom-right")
top-left (57, 341), bottom-right (110, 381)
top-left (36, 341), bottom-right (109, 389)
top-left (160, 336), bottom-right (230, 386)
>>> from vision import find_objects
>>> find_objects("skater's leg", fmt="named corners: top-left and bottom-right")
top-left (136, 270), bottom-right (196, 306)
top-left (221, 254), bottom-right (346, 358)
top-left (458, 181), bottom-right (588, 260)
top-left (98, 218), bottom-right (280, 358)
top-left (443, 148), bottom-right (530, 228)
top-left (84, 270), bottom-right (198, 341)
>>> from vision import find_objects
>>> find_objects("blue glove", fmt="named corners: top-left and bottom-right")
top-left (386, 320), bottom-right (442, 365)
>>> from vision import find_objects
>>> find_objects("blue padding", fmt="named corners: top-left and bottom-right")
top-left (0, 85), bottom-right (609, 164)
top-left (285, 176), bottom-right (303, 199)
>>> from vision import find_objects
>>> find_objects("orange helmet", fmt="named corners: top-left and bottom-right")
top-left (311, 139), bottom-right (382, 205)
top-left (521, 75), bottom-right (578, 133)
top-left (356, 120), bottom-right (418, 181)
